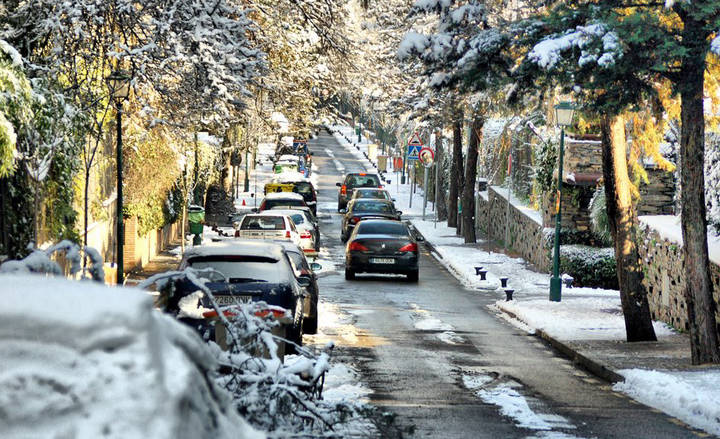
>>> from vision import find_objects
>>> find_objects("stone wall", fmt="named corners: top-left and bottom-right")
top-left (563, 136), bottom-right (603, 175)
top-left (476, 187), bottom-right (551, 271)
top-left (637, 168), bottom-right (676, 216)
top-left (637, 217), bottom-right (720, 331)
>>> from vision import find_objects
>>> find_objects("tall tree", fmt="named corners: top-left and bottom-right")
top-left (462, 113), bottom-right (484, 242)
top-left (449, 109), bottom-right (464, 228)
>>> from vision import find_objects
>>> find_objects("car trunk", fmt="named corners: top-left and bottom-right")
top-left (351, 235), bottom-right (410, 255)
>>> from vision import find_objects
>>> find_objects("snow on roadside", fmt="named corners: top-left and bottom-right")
top-left (614, 369), bottom-right (720, 436)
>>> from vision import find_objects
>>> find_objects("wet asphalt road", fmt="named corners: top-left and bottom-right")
top-left (305, 131), bottom-right (702, 439)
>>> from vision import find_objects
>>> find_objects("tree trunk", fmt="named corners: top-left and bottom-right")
top-left (462, 116), bottom-right (483, 243)
top-left (678, 48), bottom-right (720, 364)
top-left (448, 110), bottom-right (463, 228)
top-left (600, 114), bottom-right (657, 342)
top-left (435, 129), bottom-right (447, 221)
top-left (83, 169), bottom-right (91, 267)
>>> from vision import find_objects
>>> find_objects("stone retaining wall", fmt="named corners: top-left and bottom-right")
top-left (476, 187), bottom-right (551, 271)
top-left (637, 218), bottom-right (720, 331)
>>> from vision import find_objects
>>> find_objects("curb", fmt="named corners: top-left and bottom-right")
top-left (411, 220), bottom-right (624, 385)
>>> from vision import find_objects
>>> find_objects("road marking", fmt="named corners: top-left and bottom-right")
top-left (333, 159), bottom-right (345, 173)
top-left (325, 148), bottom-right (335, 158)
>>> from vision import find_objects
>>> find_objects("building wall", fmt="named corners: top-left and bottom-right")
top-left (476, 187), bottom-right (551, 271)
top-left (637, 219), bottom-right (720, 331)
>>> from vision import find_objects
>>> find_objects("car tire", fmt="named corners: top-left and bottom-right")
top-left (340, 231), bottom-right (348, 243)
top-left (345, 267), bottom-right (355, 280)
top-left (303, 315), bottom-right (318, 334)
top-left (407, 270), bottom-right (419, 283)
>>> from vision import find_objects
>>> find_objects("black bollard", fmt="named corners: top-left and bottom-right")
top-left (474, 266), bottom-right (484, 275)
top-left (500, 277), bottom-right (509, 288)
top-left (477, 270), bottom-right (488, 281)
top-left (505, 289), bottom-right (514, 301)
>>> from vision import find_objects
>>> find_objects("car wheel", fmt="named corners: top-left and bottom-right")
top-left (303, 315), bottom-right (318, 334)
top-left (407, 270), bottom-right (419, 283)
top-left (340, 231), bottom-right (348, 242)
top-left (345, 267), bottom-right (355, 280)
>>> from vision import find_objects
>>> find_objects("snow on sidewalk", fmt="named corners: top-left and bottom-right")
top-left (330, 121), bottom-right (720, 438)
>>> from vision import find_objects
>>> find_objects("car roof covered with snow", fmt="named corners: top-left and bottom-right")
top-left (271, 172), bottom-right (310, 183)
top-left (278, 154), bottom-right (299, 162)
top-left (264, 192), bottom-right (305, 201)
top-left (183, 239), bottom-right (286, 260)
top-left (0, 274), bottom-right (262, 439)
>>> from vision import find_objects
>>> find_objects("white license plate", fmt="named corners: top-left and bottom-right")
top-left (370, 258), bottom-right (395, 264)
top-left (214, 295), bottom-right (253, 305)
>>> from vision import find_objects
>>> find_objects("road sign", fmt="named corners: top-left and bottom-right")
top-left (293, 139), bottom-right (308, 151)
top-left (419, 147), bottom-right (434, 168)
top-left (407, 132), bottom-right (423, 161)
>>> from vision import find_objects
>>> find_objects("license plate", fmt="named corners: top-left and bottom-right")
top-left (214, 295), bottom-right (253, 305)
top-left (370, 258), bottom-right (395, 264)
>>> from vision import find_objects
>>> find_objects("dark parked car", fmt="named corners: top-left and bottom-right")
top-left (277, 241), bottom-right (322, 334)
top-left (336, 172), bottom-right (382, 211)
top-left (340, 199), bottom-right (402, 242)
top-left (177, 240), bottom-right (309, 350)
top-left (345, 220), bottom-right (419, 282)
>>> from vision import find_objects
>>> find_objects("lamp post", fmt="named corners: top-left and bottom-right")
top-left (243, 121), bottom-right (250, 192)
top-left (549, 101), bottom-right (575, 302)
top-left (107, 70), bottom-right (131, 286)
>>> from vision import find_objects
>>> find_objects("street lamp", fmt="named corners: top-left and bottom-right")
top-left (549, 101), bottom-right (575, 302)
top-left (107, 69), bottom-right (131, 286)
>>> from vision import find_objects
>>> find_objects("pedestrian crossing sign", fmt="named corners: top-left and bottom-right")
top-left (407, 145), bottom-right (421, 161)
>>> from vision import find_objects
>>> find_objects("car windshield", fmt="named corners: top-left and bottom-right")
top-left (187, 255), bottom-right (287, 284)
top-left (241, 216), bottom-right (285, 230)
top-left (356, 222), bottom-right (408, 236)
top-left (352, 201), bottom-right (393, 213)
top-left (264, 198), bottom-right (305, 209)
top-left (347, 174), bottom-right (380, 188)
top-left (289, 213), bottom-right (304, 225)
top-left (355, 190), bottom-right (388, 199)
top-left (292, 182), bottom-right (313, 195)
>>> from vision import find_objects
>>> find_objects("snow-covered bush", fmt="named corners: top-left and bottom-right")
top-left (0, 239), bottom-right (104, 282)
top-left (141, 269), bottom-right (381, 437)
top-left (559, 245), bottom-right (617, 289)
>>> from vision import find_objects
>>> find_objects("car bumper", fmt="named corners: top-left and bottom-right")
top-left (346, 252), bottom-right (418, 274)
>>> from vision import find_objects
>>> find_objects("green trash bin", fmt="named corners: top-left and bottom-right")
top-left (188, 205), bottom-right (205, 235)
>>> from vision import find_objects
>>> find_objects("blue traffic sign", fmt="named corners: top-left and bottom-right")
top-left (407, 145), bottom-right (421, 161)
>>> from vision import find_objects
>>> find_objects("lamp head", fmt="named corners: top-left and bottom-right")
top-left (107, 70), bottom-right (131, 101)
top-left (554, 101), bottom-right (575, 127)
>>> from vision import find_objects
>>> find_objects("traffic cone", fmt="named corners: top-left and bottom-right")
top-left (242, 199), bottom-right (246, 206)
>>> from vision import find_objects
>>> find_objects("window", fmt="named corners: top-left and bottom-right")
top-left (356, 222), bottom-right (408, 236)
top-left (187, 255), bottom-right (287, 284)
top-left (241, 216), bottom-right (285, 230)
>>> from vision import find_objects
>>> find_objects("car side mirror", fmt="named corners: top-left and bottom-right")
top-left (336, 182), bottom-right (342, 187)
top-left (396, 210), bottom-right (403, 216)
top-left (310, 262), bottom-right (322, 271)
top-left (251, 208), bottom-right (258, 213)
top-left (309, 152), bottom-right (314, 155)
top-left (339, 209), bottom-right (346, 214)
top-left (392, 198), bottom-right (396, 202)
top-left (297, 276), bottom-right (312, 288)
top-left (416, 236), bottom-right (425, 242)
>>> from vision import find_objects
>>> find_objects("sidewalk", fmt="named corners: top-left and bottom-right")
top-left (123, 242), bottom-right (182, 287)
top-left (326, 121), bottom-right (720, 436)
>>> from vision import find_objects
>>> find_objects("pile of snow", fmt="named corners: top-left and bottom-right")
top-left (0, 274), bottom-right (260, 439)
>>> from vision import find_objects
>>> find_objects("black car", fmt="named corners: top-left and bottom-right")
top-left (345, 220), bottom-right (419, 282)
top-left (277, 241), bottom-right (322, 334)
top-left (336, 172), bottom-right (382, 211)
top-left (177, 240), bottom-right (309, 350)
top-left (340, 199), bottom-right (402, 242)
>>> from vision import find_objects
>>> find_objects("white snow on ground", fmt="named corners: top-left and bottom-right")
top-left (463, 375), bottom-right (583, 437)
top-left (614, 369), bottom-right (720, 437)
top-left (0, 274), bottom-right (262, 439)
top-left (322, 362), bottom-right (373, 403)
top-left (495, 297), bottom-right (675, 341)
top-left (332, 123), bottom-right (720, 438)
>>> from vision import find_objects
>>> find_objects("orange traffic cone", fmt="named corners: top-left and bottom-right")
top-left (242, 199), bottom-right (246, 206)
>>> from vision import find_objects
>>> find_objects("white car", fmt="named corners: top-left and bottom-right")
top-left (270, 209), bottom-right (318, 256)
top-left (234, 213), bottom-right (302, 247)
top-left (258, 191), bottom-right (308, 211)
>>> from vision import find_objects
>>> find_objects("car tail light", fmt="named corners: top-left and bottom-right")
top-left (348, 241), bottom-right (369, 251)
top-left (378, 185), bottom-right (383, 188)
top-left (399, 243), bottom-right (418, 252)
top-left (349, 216), bottom-right (361, 225)
top-left (285, 230), bottom-right (291, 238)
top-left (300, 231), bottom-right (312, 239)
top-left (341, 184), bottom-right (347, 195)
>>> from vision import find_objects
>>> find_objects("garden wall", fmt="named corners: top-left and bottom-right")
top-left (637, 216), bottom-right (720, 331)
top-left (476, 186), bottom-right (551, 271)
top-left (123, 218), bottom-right (182, 276)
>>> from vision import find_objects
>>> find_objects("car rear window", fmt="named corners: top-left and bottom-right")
top-left (187, 255), bottom-right (287, 284)
top-left (241, 216), bottom-right (285, 230)
top-left (288, 213), bottom-right (304, 225)
top-left (352, 201), bottom-right (393, 213)
top-left (355, 222), bottom-right (408, 236)
top-left (346, 174), bottom-right (380, 188)
top-left (355, 189), bottom-right (388, 199)
top-left (264, 198), bottom-right (306, 209)
top-left (292, 182), bottom-right (313, 195)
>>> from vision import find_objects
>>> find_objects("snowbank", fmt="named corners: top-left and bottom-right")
top-left (0, 274), bottom-right (262, 439)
